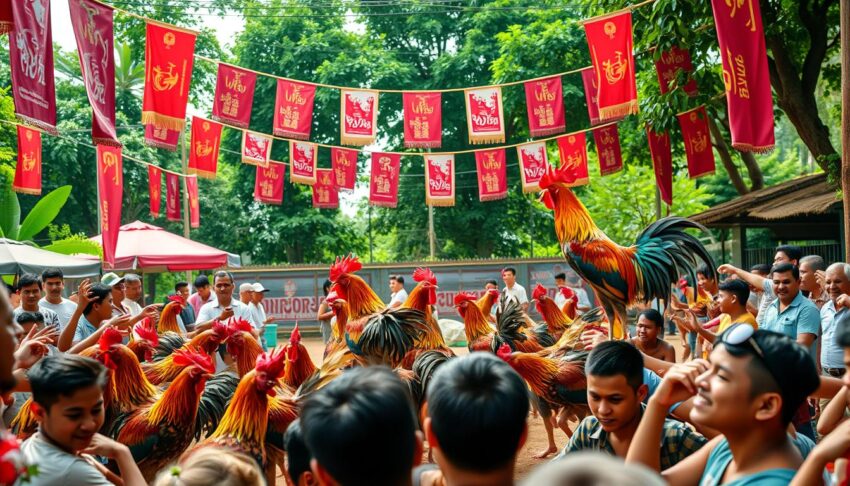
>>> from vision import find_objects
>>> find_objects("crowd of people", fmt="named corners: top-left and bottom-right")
top-left (1, 243), bottom-right (850, 485)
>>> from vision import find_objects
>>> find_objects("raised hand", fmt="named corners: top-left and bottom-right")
top-left (76, 279), bottom-right (93, 308)
top-left (107, 314), bottom-right (133, 330)
top-left (651, 359), bottom-right (709, 408)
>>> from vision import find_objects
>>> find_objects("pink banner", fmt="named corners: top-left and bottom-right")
top-left (254, 162), bottom-right (284, 205)
top-left (144, 123), bottom-right (180, 151)
top-left (517, 141), bottom-right (549, 193)
top-left (475, 149), bottom-right (507, 202)
top-left (148, 165), bottom-right (162, 217)
top-left (331, 147), bottom-right (357, 191)
top-left (165, 172), bottom-right (181, 222)
top-left (274, 79), bottom-right (316, 140)
top-left (186, 175), bottom-right (199, 228)
top-left (369, 152), bottom-right (400, 207)
top-left (96, 145), bottom-right (122, 266)
top-left (242, 131), bottom-right (272, 167)
top-left (646, 126), bottom-right (673, 206)
top-left (9, 0), bottom-right (57, 133)
top-left (556, 132), bottom-right (589, 187)
top-left (593, 125), bottom-right (623, 176)
top-left (313, 169), bottom-right (339, 209)
top-left (524, 76), bottom-right (566, 137)
top-left (211, 63), bottom-right (256, 128)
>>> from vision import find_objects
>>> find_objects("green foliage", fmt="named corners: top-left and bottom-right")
top-left (0, 165), bottom-right (20, 239)
top-left (17, 185), bottom-right (72, 242)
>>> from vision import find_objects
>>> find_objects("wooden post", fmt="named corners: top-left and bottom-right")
top-left (843, 0), bottom-right (850, 261)
top-left (181, 130), bottom-right (191, 283)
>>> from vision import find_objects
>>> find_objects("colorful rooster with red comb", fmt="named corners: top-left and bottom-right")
top-left (532, 284), bottom-right (572, 342)
top-left (329, 254), bottom-right (384, 321)
top-left (475, 287), bottom-right (501, 322)
top-left (538, 164), bottom-right (715, 339)
top-left (454, 292), bottom-right (496, 352)
top-left (400, 267), bottom-right (454, 368)
top-left (282, 325), bottom-right (316, 390)
top-left (157, 295), bottom-right (185, 334)
top-left (130, 317), bottom-right (159, 364)
top-left (143, 321), bottom-right (230, 385)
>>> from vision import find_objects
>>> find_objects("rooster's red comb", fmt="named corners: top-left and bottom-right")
top-left (496, 343), bottom-right (513, 361)
top-left (326, 291), bottom-right (340, 304)
top-left (227, 317), bottom-right (254, 335)
top-left (256, 346), bottom-right (287, 378)
top-left (173, 347), bottom-right (215, 374)
top-left (454, 292), bottom-right (477, 306)
top-left (98, 327), bottom-right (123, 351)
top-left (538, 163), bottom-right (577, 190)
top-left (532, 283), bottom-right (547, 301)
top-left (168, 294), bottom-right (183, 304)
top-left (413, 267), bottom-right (437, 285)
top-left (134, 318), bottom-right (159, 347)
top-left (289, 324), bottom-right (302, 346)
top-left (559, 286), bottom-right (575, 299)
top-left (329, 254), bottom-right (362, 282)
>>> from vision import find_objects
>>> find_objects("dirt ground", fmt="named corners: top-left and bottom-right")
top-left (275, 334), bottom-right (685, 483)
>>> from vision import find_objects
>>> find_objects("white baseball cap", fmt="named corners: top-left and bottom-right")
top-left (239, 283), bottom-right (254, 293)
top-left (252, 283), bottom-right (269, 292)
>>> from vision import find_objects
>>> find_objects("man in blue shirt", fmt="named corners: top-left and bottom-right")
top-left (759, 263), bottom-right (820, 359)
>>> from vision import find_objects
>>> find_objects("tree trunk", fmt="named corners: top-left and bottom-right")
top-left (708, 116), bottom-right (750, 195)
top-left (738, 151), bottom-right (764, 190)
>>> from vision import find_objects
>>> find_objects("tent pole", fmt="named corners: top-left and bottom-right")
top-left (181, 131), bottom-right (192, 284)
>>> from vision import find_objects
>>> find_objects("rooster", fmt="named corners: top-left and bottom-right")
top-left (496, 343), bottom-right (589, 459)
top-left (476, 288), bottom-right (500, 322)
top-left (281, 325), bottom-right (316, 391)
top-left (454, 292), bottom-right (496, 352)
top-left (329, 254), bottom-right (385, 322)
top-left (129, 318), bottom-right (159, 364)
top-left (400, 268), bottom-right (454, 368)
top-left (144, 320), bottom-right (235, 385)
top-left (558, 286), bottom-right (578, 320)
top-left (323, 291), bottom-right (349, 359)
top-left (532, 284), bottom-right (572, 342)
top-left (157, 296), bottom-right (185, 334)
top-left (538, 164), bottom-right (716, 339)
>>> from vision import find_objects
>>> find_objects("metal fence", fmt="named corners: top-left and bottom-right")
top-left (743, 242), bottom-right (843, 269)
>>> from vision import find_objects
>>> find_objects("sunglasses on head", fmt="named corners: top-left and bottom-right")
top-left (720, 323), bottom-right (765, 359)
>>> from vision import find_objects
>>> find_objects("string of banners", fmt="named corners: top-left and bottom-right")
top-left (2, 0), bottom-right (776, 262)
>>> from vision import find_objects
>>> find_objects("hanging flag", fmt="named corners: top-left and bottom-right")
top-left (165, 172), bottom-right (180, 222)
top-left (254, 161), bottom-right (284, 205)
top-left (654, 46), bottom-right (698, 96)
top-left (188, 116), bottom-right (221, 179)
top-left (584, 12), bottom-right (638, 120)
top-left (556, 132), bottom-right (590, 187)
top-left (148, 165), bottom-right (162, 217)
top-left (340, 89), bottom-right (379, 146)
top-left (678, 106), bottom-right (716, 178)
top-left (580, 67), bottom-right (601, 126)
top-left (464, 87), bottom-right (505, 144)
top-left (289, 141), bottom-right (317, 185)
top-left (241, 130), bottom-right (272, 167)
top-left (313, 169), bottom-right (339, 209)
top-left (13, 125), bottom-right (41, 195)
top-left (711, 0), bottom-right (774, 152)
top-left (524, 76), bottom-right (566, 137)
top-left (516, 141), bottom-right (549, 193)
top-left (424, 154), bottom-right (455, 207)
top-left (331, 147), bottom-right (357, 192)
top-left (646, 126), bottom-right (673, 206)
top-left (96, 145), bottom-right (122, 266)
top-left (211, 63), bottom-right (256, 128)
top-left (593, 125), bottom-right (623, 176)
top-left (274, 79), bottom-right (316, 140)
top-left (142, 21), bottom-right (196, 132)
top-left (403, 92), bottom-right (442, 148)
top-left (369, 152), bottom-right (400, 208)
top-left (1, 0), bottom-right (12, 34)
top-left (9, 0), bottom-right (56, 133)
top-left (475, 149), bottom-right (507, 202)
top-left (69, 0), bottom-right (118, 146)
top-left (186, 175), bottom-right (199, 228)
top-left (144, 123), bottom-right (180, 151)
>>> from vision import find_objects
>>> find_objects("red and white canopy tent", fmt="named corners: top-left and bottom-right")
top-left (89, 221), bottom-right (239, 272)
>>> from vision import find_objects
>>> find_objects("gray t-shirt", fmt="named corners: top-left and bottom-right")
top-left (13, 306), bottom-right (60, 331)
top-left (37, 298), bottom-right (78, 331)
top-left (21, 432), bottom-right (113, 485)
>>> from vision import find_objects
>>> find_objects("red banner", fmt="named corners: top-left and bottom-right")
top-left (142, 22), bottom-right (196, 132)
top-left (369, 152), bottom-right (400, 208)
top-left (331, 147), bottom-right (357, 191)
top-left (475, 149), bottom-right (507, 202)
top-left (0, 0), bottom-right (11, 34)
top-left (678, 106), bottom-right (716, 178)
top-left (593, 125), bottom-right (623, 176)
top-left (516, 141), bottom-right (549, 193)
top-left (148, 165), bottom-right (162, 217)
top-left (580, 67), bottom-right (601, 126)
top-left (341, 89), bottom-right (379, 146)
top-left (289, 141), bottom-right (317, 185)
top-left (165, 172), bottom-right (180, 221)
top-left (403, 92), bottom-right (442, 148)
top-left (144, 123), bottom-right (180, 151)
top-left (254, 161), bottom-right (284, 205)
top-left (655, 46), bottom-right (698, 96)
top-left (464, 87), bottom-right (505, 144)
top-left (274, 79), bottom-right (316, 140)
top-left (711, 0), bottom-right (775, 152)
top-left (13, 125), bottom-right (41, 195)
top-left (188, 117), bottom-right (221, 179)
top-left (313, 169), bottom-right (339, 209)
top-left (646, 126), bottom-right (673, 206)
top-left (584, 12), bottom-right (638, 120)
top-left (186, 176), bottom-right (199, 228)
top-left (524, 76), bottom-right (566, 137)
top-left (96, 145), bottom-right (122, 266)
top-left (424, 154), bottom-right (455, 207)
top-left (9, 0), bottom-right (56, 133)
top-left (211, 63), bottom-right (256, 128)
top-left (69, 0), bottom-right (118, 146)
top-left (242, 131), bottom-right (272, 167)
top-left (556, 132), bottom-right (589, 187)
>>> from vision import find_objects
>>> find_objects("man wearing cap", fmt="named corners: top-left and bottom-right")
top-left (102, 273), bottom-right (132, 318)
top-left (249, 283), bottom-right (276, 326)
top-left (239, 283), bottom-right (254, 306)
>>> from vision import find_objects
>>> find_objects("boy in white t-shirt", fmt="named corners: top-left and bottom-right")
top-left (389, 275), bottom-right (408, 309)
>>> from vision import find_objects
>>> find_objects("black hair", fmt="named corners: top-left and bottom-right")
top-left (696, 264), bottom-right (714, 280)
top-left (28, 355), bottom-right (107, 411)
top-left (283, 419), bottom-right (312, 484)
top-left (775, 245), bottom-right (803, 263)
top-left (426, 353), bottom-right (528, 472)
top-left (554, 272), bottom-right (566, 281)
top-left (301, 366), bottom-right (417, 486)
top-left (41, 268), bottom-right (63, 281)
top-left (637, 309), bottom-right (664, 328)
top-left (4, 282), bottom-right (15, 294)
top-left (770, 262), bottom-right (799, 280)
top-left (586, 341), bottom-right (644, 391)
top-left (15, 311), bottom-right (44, 326)
top-left (213, 271), bottom-right (234, 284)
top-left (502, 267), bottom-right (517, 276)
top-left (323, 279), bottom-right (332, 296)
top-left (750, 263), bottom-right (772, 275)
top-left (18, 273), bottom-right (41, 291)
top-left (718, 330), bottom-right (818, 424)
top-left (485, 279), bottom-right (498, 287)
top-left (83, 283), bottom-right (113, 315)
top-left (193, 275), bottom-right (210, 288)
top-left (718, 279), bottom-right (750, 306)
top-left (175, 281), bottom-right (189, 292)
top-left (390, 275), bottom-right (405, 285)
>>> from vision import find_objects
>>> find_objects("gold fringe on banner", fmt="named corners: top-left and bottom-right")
top-left (731, 142), bottom-right (775, 154)
top-left (274, 129), bottom-right (310, 141)
top-left (12, 186), bottom-right (41, 196)
top-left (405, 141), bottom-right (442, 149)
top-left (15, 114), bottom-right (57, 136)
top-left (479, 193), bottom-right (507, 202)
top-left (92, 137), bottom-right (123, 148)
top-left (468, 134), bottom-right (506, 145)
top-left (210, 114), bottom-right (248, 129)
top-left (529, 127), bottom-right (564, 138)
top-left (290, 173), bottom-right (317, 186)
top-left (425, 197), bottom-right (455, 207)
top-left (188, 167), bottom-right (217, 179)
top-left (141, 112), bottom-right (186, 132)
top-left (340, 134), bottom-right (376, 146)
top-left (144, 138), bottom-right (178, 151)
top-left (598, 101), bottom-right (639, 121)
top-left (0, 23), bottom-right (13, 35)
top-left (369, 200), bottom-right (398, 208)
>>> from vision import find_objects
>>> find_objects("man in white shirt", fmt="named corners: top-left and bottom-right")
top-left (13, 273), bottom-right (60, 331)
top-left (249, 283), bottom-right (275, 325)
top-left (389, 275), bottom-right (408, 309)
top-left (194, 271), bottom-right (256, 333)
top-left (101, 273), bottom-right (132, 318)
top-left (38, 268), bottom-right (78, 331)
top-left (501, 267), bottom-right (529, 312)
top-left (820, 262), bottom-right (850, 377)
top-left (121, 274), bottom-right (144, 316)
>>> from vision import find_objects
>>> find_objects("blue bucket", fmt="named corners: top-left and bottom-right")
top-left (264, 324), bottom-right (279, 348)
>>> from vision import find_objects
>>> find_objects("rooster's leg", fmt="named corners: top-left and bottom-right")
top-left (534, 400), bottom-right (559, 459)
